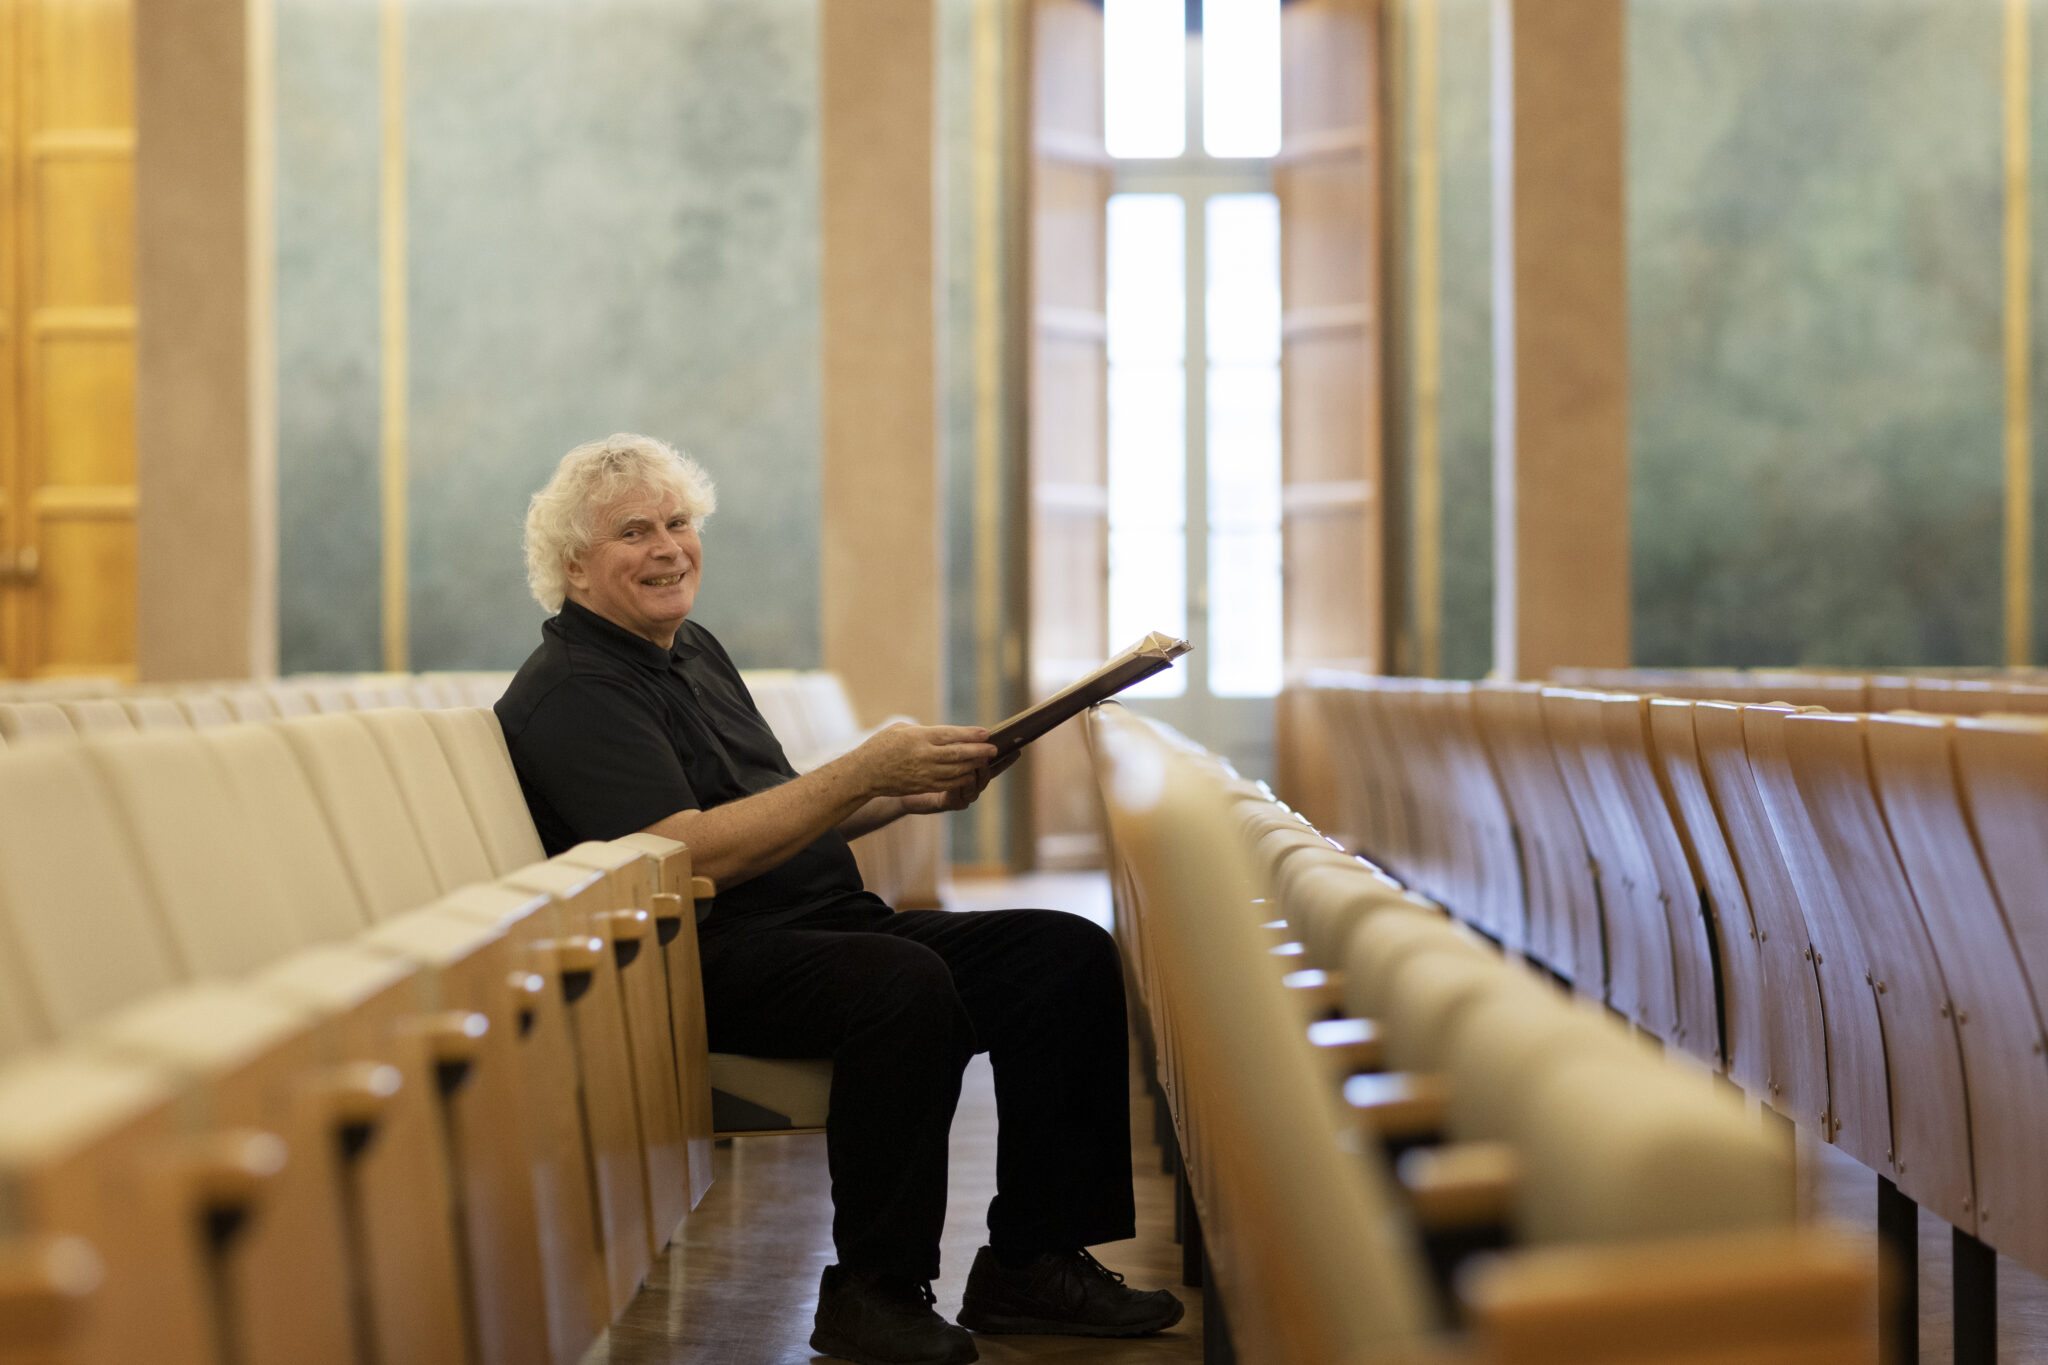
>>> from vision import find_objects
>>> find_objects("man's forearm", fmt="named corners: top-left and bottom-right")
top-left (641, 752), bottom-right (876, 887)
top-left (837, 795), bottom-right (909, 842)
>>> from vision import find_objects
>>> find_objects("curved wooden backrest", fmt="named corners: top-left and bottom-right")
top-left (198, 723), bottom-right (374, 942)
top-left (1433, 684), bottom-right (1526, 952)
top-left (1689, 703), bottom-right (1830, 1125)
top-left (1333, 681), bottom-right (1414, 877)
top-left (1949, 718), bottom-right (2048, 1022)
top-left (1867, 713), bottom-right (2048, 1273)
top-left (1780, 711), bottom-right (1972, 1227)
top-left (1473, 682), bottom-right (1595, 983)
top-left (0, 745), bottom-right (184, 1035)
top-left (1542, 689), bottom-right (1653, 1023)
top-left (1646, 699), bottom-right (1771, 1096)
top-left (423, 708), bottom-right (548, 875)
top-left (1373, 683), bottom-right (1459, 910)
top-left (1738, 705), bottom-right (1889, 1167)
top-left (273, 715), bottom-right (444, 917)
top-left (1598, 693), bottom-right (1718, 1062)
top-left (83, 731), bottom-right (309, 977)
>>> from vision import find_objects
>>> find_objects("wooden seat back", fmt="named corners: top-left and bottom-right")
top-left (1885, 715), bottom-right (2048, 1275)
top-left (1472, 682), bottom-right (1595, 982)
top-left (1688, 702), bottom-right (1830, 1124)
top-left (1780, 710), bottom-right (1973, 1227)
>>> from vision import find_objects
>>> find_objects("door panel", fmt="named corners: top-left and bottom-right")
top-left (6, 0), bottom-right (137, 679)
top-left (1278, 0), bottom-right (1385, 680)
top-left (1027, 0), bottom-right (1110, 868)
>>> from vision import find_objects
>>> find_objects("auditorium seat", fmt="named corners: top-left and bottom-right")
top-left (53, 700), bottom-right (131, 735)
top-left (0, 702), bottom-right (71, 745)
top-left (173, 692), bottom-right (235, 728)
top-left (1778, 710), bottom-right (1974, 1229)
top-left (1879, 714), bottom-right (2048, 1277)
top-left (1472, 682), bottom-right (1594, 982)
top-left (117, 696), bottom-right (188, 731)
top-left (421, 707), bottom-right (547, 874)
top-left (1687, 702), bottom-right (1831, 1124)
top-left (82, 729), bottom-right (472, 1365)
top-left (217, 687), bottom-right (282, 722)
top-left (1644, 699), bottom-right (1773, 1097)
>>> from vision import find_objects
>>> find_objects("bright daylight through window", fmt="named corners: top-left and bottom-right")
top-left (1104, 0), bottom-right (1281, 701)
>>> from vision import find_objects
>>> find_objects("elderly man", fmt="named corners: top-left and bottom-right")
top-left (497, 434), bottom-right (1182, 1365)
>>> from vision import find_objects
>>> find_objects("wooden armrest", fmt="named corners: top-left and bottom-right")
top-left (1343, 1071), bottom-right (1447, 1143)
top-left (691, 875), bottom-right (716, 900)
top-left (1461, 1227), bottom-right (1874, 1365)
top-left (1282, 967), bottom-right (1345, 1020)
top-left (0, 1236), bottom-right (102, 1343)
top-left (533, 937), bottom-right (605, 1004)
top-left (650, 891), bottom-right (683, 923)
top-left (404, 1009), bottom-right (490, 1065)
top-left (1307, 1016), bottom-right (1383, 1075)
top-left (597, 907), bottom-right (650, 941)
top-left (504, 969), bottom-right (547, 1031)
top-left (312, 1061), bottom-right (404, 1133)
top-left (167, 1128), bottom-right (289, 1216)
top-left (1398, 1140), bottom-right (1518, 1232)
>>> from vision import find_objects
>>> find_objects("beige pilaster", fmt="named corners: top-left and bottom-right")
top-left (819, 0), bottom-right (942, 726)
top-left (134, 0), bottom-right (278, 681)
top-left (1490, 0), bottom-right (1628, 681)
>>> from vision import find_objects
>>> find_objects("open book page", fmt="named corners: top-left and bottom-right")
top-left (987, 632), bottom-right (1193, 757)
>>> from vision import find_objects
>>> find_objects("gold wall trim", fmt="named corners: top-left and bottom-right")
top-left (1410, 0), bottom-right (1443, 677)
top-left (2006, 0), bottom-right (2033, 667)
top-left (380, 0), bottom-right (409, 673)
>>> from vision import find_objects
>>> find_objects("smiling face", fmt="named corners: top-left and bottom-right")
top-left (563, 487), bottom-right (703, 648)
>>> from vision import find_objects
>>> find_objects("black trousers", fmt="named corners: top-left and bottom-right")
top-left (697, 905), bottom-right (1138, 1280)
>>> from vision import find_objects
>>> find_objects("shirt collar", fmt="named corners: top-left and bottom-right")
top-left (557, 598), bottom-right (695, 669)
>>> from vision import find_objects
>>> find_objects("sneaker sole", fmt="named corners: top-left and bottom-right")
top-left (808, 1327), bottom-right (979, 1365)
top-left (955, 1299), bottom-right (1186, 1338)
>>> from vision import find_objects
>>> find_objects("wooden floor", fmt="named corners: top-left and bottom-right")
top-left (594, 874), bottom-right (1203, 1365)
top-left (1801, 1129), bottom-right (2048, 1364)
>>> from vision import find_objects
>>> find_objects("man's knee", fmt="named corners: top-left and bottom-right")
top-left (837, 935), bottom-right (971, 1038)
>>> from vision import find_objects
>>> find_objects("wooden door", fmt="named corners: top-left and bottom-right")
top-left (3, 0), bottom-right (137, 679)
top-left (1277, 0), bottom-right (1385, 680)
top-left (1025, 0), bottom-right (1110, 868)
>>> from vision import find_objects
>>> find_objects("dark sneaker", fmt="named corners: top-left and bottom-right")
top-left (809, 1265), bottom-right (978, 1365)
top-left (956, 1246), bottom-right (1185, 1337)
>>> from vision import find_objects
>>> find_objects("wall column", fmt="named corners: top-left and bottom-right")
top-left (819, 0), bottom-right (942, 726)
top-left (1490, 0), bottom-right (1628, 680)
top-left (134, 0), bottom-right (277, 681)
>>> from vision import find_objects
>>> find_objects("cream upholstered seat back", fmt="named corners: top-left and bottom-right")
top-left (1283, 860), bottom-right (1413, 969)
top-left (1439, 977), bottom-right (1652, 1145)
top-left (57, 699), bottom-right (133, 735)
top-left (1517, 1054), bottom-right (1794, 1245)
top-left (423, 707), bottom-right (547, 874)
top-left (1340, 903), bottom-right (1492, 1022)
top-left (355, 708), bottom-right (498, 889)
top-left (218, 687), bottom-right (281, 722)
top-left (119, 697), bottom-right (189, 731)
top-left (272, 714), bottom-right (444, 917)
top-left (1094, 703), bottom-right (1435, 1360)
top-left (198, 722), bottom-right (373, 941)
top-left (0, 745), bottom-right (185, 1036)
top-left (174, 692), bottom-right (235, 728)
top-left (1377, 947), bottom-right (1522, 1075)
top-left (84, 730), bottom-right (310, 977)
top-left (0, 701), bottom-right (73, 744)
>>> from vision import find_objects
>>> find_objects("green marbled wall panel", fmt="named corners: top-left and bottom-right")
top-left (1628, 0), bottom-right (2005, 667)
top-left (276, 0), bottom-right (383, 673)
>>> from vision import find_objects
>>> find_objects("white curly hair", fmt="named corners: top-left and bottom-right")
top-left (524, 432), bottom-right (718, 612)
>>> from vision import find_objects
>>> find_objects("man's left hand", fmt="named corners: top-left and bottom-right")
top-left (900, 751), bottom-right (1019, 815)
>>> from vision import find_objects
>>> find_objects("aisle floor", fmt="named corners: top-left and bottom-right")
top-left (595, 873), bottom-right (1202, 1365)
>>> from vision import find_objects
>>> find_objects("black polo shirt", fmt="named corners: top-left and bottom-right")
top-left (495, 599), bottom-right (888, 932)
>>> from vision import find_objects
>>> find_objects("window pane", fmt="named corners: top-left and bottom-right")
top-left (1206, 192), bottom-right (1280, 696)
top-left (1202, 0), bottom-right (1279, 158)
top-left (1106, 0), bottom-right (1185, 158)
top-left (1108, 195), bottom-right (1186, 364)
top-left (1208, 530), bottom-right (1282, 696)
top-left (1205, 194), bottom-right (1279, 366)
top-left (1108, 192), bottom-right (1187, 696)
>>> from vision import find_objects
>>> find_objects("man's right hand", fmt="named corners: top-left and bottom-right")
top-left (855, 723), bottom-right (999, 799)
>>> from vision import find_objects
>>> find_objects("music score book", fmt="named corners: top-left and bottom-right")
top-left (986, 632), bottom-right (1193, 758)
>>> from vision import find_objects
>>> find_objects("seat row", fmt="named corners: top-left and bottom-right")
top-left (1548, 665), bottom-right (2048, 714)
top-left (0, 666), bottom-right (940, 913)
top-left (1280, 673), bottom-right (2048, 1357)
top-left (1085, 702), bottom-right (1873, 1365)
top-left (0, 705), bottom-right (722, 1365)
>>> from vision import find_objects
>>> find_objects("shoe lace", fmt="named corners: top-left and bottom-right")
top-left (1069, 1249), bottom-right (1126, 1286)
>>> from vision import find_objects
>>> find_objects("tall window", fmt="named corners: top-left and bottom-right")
top-left (1105, 0), bottom-right (1281, 701)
